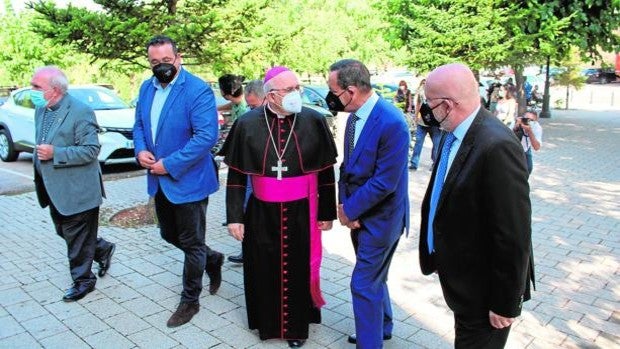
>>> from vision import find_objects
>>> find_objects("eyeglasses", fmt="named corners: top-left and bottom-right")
top-left (427, 97), bottom-right (457, 110)
top-left (270, 85), bottom-right (303, 94)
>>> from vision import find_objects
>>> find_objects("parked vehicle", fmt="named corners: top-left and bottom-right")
top-left (582, 68), bottom-right (618, 84)
top-left (0, 85), bottom-right (136, 164)
top-left (371, 83), bottom-right (398, 103)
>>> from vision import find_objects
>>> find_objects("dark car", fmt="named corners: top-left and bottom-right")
top-left (582, 68), bottom-right (618, 84)
top-left (302, 85), bottom-right (338, 135)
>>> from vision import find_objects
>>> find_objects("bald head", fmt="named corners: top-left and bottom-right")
top-left (424, 63), bottom-right (480, 131)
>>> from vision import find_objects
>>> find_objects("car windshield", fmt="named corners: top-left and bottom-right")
top-left (68, 88), bottom-right (130, 110)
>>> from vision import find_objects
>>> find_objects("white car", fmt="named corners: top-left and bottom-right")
top-left (0, 85), bottom-right (136, 165)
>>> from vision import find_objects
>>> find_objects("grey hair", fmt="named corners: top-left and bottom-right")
top-left (245, 79), bottom-right (265, 100)
top-left (329, 59), bottom-right (372, 93)
top-left (35, 66), bottom-right (69, 94)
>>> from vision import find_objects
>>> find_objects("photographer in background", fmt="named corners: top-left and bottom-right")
top-left (513, 109), bottom-right (543, 174)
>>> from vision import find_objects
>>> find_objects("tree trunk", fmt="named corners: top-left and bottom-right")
top-left (565, 86), bottom-right (570, 109)
top-left (514, 66), bottom-right (526, 117)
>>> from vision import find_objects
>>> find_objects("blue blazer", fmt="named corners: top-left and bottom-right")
top-left (133, 68), bottom-right (219, 204)
top-left (339, 97), bottom-right (410, 246)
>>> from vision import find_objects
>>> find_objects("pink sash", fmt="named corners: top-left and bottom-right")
top-left (252, 173), bottom-right (326, 308)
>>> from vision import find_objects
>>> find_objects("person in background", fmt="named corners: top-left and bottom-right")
top-left (523, 76), bottom-right (533, 105)
top-left (419, 63), bottom-right (533, 348)
top-left (31, 66), bottom-right (115, 302)
top-left (494, 86), bottom-right (518, 127)
top-left (218, 74), bottom-right (248, 125)
top-left (393, 79), bottom-right (413, 115)
top-left (225, 79), bottom-right (266, 264)
top-left (513, 109), bottom-right (543, 174)
top-left (223, 66), bottom-right (337, 348)
top-left (133, 35), bottom-right (223, 328)
top-left (327, 59), bottom-right (409, 348)
top-left (410, 79), bottom-right (441, 171)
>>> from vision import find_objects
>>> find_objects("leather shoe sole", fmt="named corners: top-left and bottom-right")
top-left (62, 283), bottom-right (95, 302)
top-left (347, 333), bottom-right (392, 344)
top-left (206, 252), bottom-right (224, 295)
top-left (227, 253), bottom-right (243, 264)
top-left (98, 243), bottom-right (116, 277)
top-left (287, 340), bottom-right (305, 347)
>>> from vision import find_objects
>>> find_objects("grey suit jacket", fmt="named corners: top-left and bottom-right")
top-left (34, 94), bottom-right (105, 216)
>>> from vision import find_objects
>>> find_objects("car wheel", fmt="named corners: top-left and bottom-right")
top-left (0, 128), bottom-right (19, 162)
top-left (600, 76), bottom-right (609, 84)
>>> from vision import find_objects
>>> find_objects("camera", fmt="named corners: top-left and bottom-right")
top-left (520, 117), bottom-right (530, 125)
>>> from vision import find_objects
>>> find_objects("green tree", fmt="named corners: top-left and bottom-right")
top-left (378, 0), bottom-right (620, 115)
top-left (554, 51), bottom-right (586, 110)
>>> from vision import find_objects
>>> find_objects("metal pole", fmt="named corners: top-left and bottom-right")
top-left (540, 56), bottom-right (551, 118)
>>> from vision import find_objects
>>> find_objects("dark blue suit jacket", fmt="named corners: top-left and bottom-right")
top-left (339, 97), bottom-right (410, 246)
top-left (133, 68), bottom-right (219, 204)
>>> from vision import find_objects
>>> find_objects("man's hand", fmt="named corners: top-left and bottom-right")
top-left (150, 159), bottom-right (168, 175)
top-left (337, 204), bottom-right (349, 225)
top-left (36, 144), bottom-right (54, 161)
top-left (318, 221), bottom-right (333, 231)
top-left (489, 310), bottom-right (515, 329)
top-left (228, 223), bottom-right (245, 241)
top-left (346, 220), bottom-right (361, 229)
top-left (137, 150), bottom-right (156, 169)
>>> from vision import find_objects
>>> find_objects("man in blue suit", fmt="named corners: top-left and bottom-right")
top-left (133, 35), bottom-right (223, 328)
top-left (326, 59), bottom-right (410, 348)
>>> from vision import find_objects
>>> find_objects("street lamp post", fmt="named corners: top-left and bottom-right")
top-left (540, 56), bottom-right (551, 118)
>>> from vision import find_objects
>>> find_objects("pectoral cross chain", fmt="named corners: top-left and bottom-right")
top-left (271, 160), bottom-right (288, 180)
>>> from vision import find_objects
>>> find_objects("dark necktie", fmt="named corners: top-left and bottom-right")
top-left (427, 132), bottom-right (456, 253)
top-left (346, 113), bottom-right (359, 160)
top-left (40, 109), bottom-right (57, 143)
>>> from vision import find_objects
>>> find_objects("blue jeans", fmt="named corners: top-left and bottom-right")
top-left (410, 125), bottom-right (441, 169)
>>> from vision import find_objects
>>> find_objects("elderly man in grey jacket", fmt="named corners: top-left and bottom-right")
top-left (31, 66), bottom-right (115, 302)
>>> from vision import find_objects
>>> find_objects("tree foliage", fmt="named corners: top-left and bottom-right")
top-left (379, 0), bottom-right (620, 113)
top-left (26, 0), bottom-right (399, 79)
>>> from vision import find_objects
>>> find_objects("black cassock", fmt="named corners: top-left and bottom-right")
top-left (222, 106), bottom-right (338, 340)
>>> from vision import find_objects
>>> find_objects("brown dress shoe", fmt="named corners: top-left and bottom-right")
top-left (166, 302), bottom-right (200, 328)
top-left (205, 252), bottom-right (224, 295)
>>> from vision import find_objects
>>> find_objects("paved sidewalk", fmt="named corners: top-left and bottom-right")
top-left (0, 109), bottom-right (618, 348)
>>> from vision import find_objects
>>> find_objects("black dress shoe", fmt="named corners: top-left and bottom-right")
top-left (347, 333), bottom-right (392, 344)
top-left (206, 252), bottom-right (224, 295)
top-left (62, 282), bottom-right (95, 302)
top-left (287, 340), bottom-right (305, 348)
top-left (98, 243), bottom-right (116, 277)
top-left (227, 252), bottom-right (243, 264)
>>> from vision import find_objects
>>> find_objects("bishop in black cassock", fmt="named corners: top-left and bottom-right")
top-left (222, 66), bottom-right (337, 346)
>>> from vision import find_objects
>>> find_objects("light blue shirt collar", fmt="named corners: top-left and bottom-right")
top-left (353, 92), bottom-right (380, 145)
top-left (452, 106), bottom-right (479, 142)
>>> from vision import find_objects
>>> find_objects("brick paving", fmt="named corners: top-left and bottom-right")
top-left (0, 109), bottom-right (619, 348)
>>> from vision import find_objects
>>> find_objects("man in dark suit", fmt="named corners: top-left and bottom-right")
top-left (133, 35), bottom-right (223, 328)
top-left (419, 63), bottom-right (533, 348)
top-left (32, 66), bottom-right (115, 302)
top-left (327, 59), bottom-right (410, 348)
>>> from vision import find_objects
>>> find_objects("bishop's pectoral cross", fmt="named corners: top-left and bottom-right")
top-left (271, 160), bottom-right (288, 180)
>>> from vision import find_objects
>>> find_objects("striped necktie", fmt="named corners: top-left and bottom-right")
top-left (346, 113), bottom-right (359, 160)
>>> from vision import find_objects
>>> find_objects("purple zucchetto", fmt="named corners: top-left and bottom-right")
top-left (264, 66), bottom-right (291, 83)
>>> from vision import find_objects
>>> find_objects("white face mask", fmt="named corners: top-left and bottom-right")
top-left (281, 91), bottom-right (302, 114)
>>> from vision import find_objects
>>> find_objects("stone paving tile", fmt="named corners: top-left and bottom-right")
top-left (20, 313), bottom-right (68, 340)
top-left (0, 331), bottom-right (43, 349)
top-left (103, 311), bottom-right (151, 336)
top-left (38, 330), bottom-right (91, 349)
top-left (0, 314), bottom-right (25, 339)
top-left (127, 327), bottom-right (179, 349)
top-left (62, 312), bottom-right (111, 337)
top-left (84, 328), bottom-right (136, 349)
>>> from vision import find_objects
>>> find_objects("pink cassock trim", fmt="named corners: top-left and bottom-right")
top-left (251, 174), bottom-right (326, 308)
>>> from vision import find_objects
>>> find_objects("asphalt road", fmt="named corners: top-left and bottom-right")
top-left (0, 153), bottom-right (144, 195)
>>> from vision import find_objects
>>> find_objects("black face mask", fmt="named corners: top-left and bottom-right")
top-left (325, 90), bottom-right (350, 112)
top-left (152, 63), bottom-right (177, 84)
